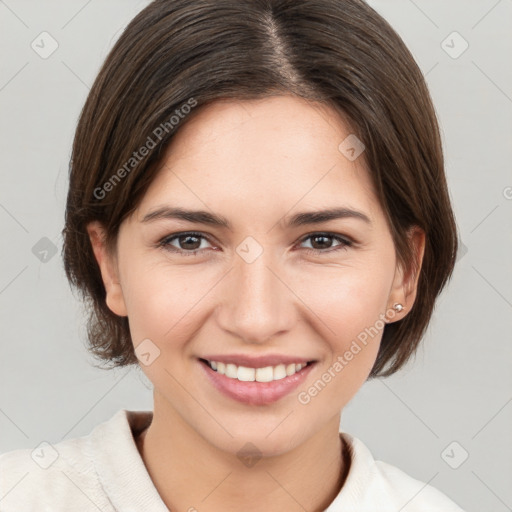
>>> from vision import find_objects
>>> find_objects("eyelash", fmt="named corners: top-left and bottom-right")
top-left (156, 231), bottom-right (354, 257)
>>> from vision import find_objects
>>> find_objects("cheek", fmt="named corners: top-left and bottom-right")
top-left (122, 265), bottom-right (202, 347)
top-left (292, 263), bottom-right (393, 401)
top-left (297, 260), bottom-right (393, 337)
top-left (121, 234), bottom-right (394, 362)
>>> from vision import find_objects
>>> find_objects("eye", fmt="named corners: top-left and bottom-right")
top-left (158, 231), bottom-right (215, 256)
top-left (157, 231), bottom-right (353, 257)
top-left (298, 232), bottom-right (353, 254)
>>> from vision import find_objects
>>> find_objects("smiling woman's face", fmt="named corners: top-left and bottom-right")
top-left (88, 95), bottom-right (421, 456)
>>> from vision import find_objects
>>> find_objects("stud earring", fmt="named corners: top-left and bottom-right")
top-left (393, 303), bottom-right (405, 313)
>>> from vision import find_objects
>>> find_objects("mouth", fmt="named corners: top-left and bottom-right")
top-left (199, 358), bottom-right (315, 383)
top-left (198, 356), bottom-right (317, 405)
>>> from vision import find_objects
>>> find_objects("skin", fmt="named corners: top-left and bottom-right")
top-left (87, 95), bottom-right (425, 512)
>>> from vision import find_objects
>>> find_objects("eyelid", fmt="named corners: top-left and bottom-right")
top-left (157, 230), bottom-right (356, 256)
top-left (157, 231), bottom-right (217, 253)
top-left (297, 231), bottom-right (355, 247)
top-left (297, 232), bottom-right (354, 255)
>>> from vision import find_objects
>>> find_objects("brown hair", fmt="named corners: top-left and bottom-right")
top-left (62, 0), bottom-right (458, 378)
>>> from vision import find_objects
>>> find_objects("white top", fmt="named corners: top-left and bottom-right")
top-left (0, 409), bottom-right (465, 511)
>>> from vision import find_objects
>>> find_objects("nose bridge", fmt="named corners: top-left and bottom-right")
top-left (218, 246), bottom-right (293, 344)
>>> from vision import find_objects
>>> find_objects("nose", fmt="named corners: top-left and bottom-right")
top-left (215, 250), bottom-right (296, 345)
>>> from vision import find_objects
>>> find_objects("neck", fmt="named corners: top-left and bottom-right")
top-left (136, 395), bottom-right (350, 512)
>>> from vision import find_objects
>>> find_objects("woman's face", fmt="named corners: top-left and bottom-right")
top-left (89, 95), bottom-right (420, 456)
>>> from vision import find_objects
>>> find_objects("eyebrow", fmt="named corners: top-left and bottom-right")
top-left (141, 206), bottom-right (371, 229)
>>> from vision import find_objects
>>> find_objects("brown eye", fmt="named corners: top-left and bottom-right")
top-left (299, 233), bottom-right (352, 254)
top-left (176, 234), bottom-right (202, 250)
top-left (310, 234), bottom-right (334, 249)
top-left (159, 232), bottom-right (213, 256)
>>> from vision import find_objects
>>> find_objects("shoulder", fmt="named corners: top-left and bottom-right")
top-left (329, 432), bottom-right (466, 512)
top-left (0, 436), bottom-right (112, 511)
top-left (372, 458), bottom-right (465, 511)
top-left (0, 409), bottom-right (137, 511)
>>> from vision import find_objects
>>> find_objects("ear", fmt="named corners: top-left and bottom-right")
top-left (86, 220), bottom-right (128, 317)
top-left (386, 226), bottom-right (425, 323)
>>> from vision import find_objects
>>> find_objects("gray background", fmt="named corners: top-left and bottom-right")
top-left (1, 1), bottom-right (511, 511)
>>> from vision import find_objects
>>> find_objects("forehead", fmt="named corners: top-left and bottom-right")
top-left (136, 95), bottom-right (380, 225)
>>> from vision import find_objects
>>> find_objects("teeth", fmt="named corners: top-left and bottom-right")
top-left (286, 363), bottom-right (296, 376)
top-left (225, 363), bottom-right (238, 379)
top-left (256, 366), bottom-right (273, 382)
top-left (237, 366), bottom-right (256, 381)
top-left (207, 360), bottom-right (308, 382)
top-left (273, 364), bottom-right (287, 380)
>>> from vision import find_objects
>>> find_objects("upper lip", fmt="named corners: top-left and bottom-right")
top-left (200, 354), bottom-right (316, 368)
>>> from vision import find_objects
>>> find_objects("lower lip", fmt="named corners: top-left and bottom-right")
top-left (198, 359), bottom-right (316, 405)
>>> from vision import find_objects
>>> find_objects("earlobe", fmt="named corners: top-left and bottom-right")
top-left (86, 221), bottom-right (128, 317)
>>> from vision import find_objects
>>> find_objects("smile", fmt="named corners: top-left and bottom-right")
top-left (202, 359), bottom-right (312, 382)
top-left (198, 356), bottom-right (317, 405)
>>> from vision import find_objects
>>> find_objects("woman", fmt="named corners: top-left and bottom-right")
top-left (0, 0), bottom-right (465, 510)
